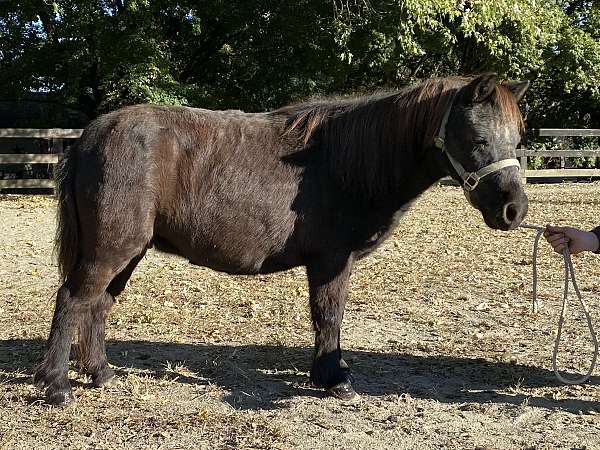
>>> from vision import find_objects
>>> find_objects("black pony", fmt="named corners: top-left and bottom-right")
top-left (34, 73), bottom-right (529, 404)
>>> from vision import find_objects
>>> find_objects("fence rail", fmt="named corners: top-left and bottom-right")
top-left (0, 128), bottom-right (83, 139)
top-left (0, 154), bottom-right (60, 164)
top-left (535, 129), bottom-right (600, 137)
top-left (1, 127), bottom-right (600, 191)
top-left (518, 150), bottom-right (600, 158)
top-left (0, 179), bottom-right (56, 189)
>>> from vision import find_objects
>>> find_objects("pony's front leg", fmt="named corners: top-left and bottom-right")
top-left (307, 254), bottom-right (356, 400)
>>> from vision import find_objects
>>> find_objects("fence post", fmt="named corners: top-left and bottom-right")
top-left (519, 133), bottom-right (529, 184)
top-left (519, 155), bottom-right (527, 183)
top-left (51, 137), bottom-right (63, 155)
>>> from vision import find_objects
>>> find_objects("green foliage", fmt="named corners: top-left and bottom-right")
top-left (332, 0), bottom-right (562, 84)
top-left (0, 0), bottom-right (598, 130)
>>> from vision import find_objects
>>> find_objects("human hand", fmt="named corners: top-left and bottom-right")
top-left (544, 225), bottom-right (600, 255)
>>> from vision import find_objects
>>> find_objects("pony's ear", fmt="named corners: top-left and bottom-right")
top-left (502, 80), bottom-right (530, 102)
top-left (465, 73), bottom-right (497, 103)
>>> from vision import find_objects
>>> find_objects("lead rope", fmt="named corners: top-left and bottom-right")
top-left (520, 224), bottom-right (598, 384)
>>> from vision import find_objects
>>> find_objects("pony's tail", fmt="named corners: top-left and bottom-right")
top-left (54, 144), bottom-right (79, 281)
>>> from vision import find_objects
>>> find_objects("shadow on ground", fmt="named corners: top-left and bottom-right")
top-left (1, 338), bottom-right (598, 413)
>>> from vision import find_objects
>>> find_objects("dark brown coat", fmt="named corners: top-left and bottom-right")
top-left (35, 74), bottom-right (529, 404)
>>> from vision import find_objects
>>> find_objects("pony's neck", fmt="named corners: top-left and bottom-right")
top-left (318, 81), bottom-right (457, 202)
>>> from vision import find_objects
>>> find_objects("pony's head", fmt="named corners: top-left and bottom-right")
top-left (438, 74), bottom-right (529, 230)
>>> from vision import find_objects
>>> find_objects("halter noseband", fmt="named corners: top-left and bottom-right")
top-left (434, 91), bottom-right (521, 192)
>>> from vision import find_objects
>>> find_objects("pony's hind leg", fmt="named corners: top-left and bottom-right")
top-left (77, 292), bottom-right (116, 387)
top-left (34, 264), bottom-right (115, 405)
top-left (33, 282), bottom-right (78, 404)
top-left (76, 250), bottom-right (147, 387)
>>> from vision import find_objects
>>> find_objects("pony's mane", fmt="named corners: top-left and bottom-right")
top-left (275, 76), bottom-right (524, 197)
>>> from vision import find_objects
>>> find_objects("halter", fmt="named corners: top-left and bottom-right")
top-left (434, 91), bottom-right (521, 192)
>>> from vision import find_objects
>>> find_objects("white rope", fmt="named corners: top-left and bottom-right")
top-left (520, 223), bottom-right (598, 384)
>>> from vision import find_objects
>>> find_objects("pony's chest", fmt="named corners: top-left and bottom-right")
top-left (351, 227), bottom-right (395, 259)
top-left (351, 202), bottom-right (411, 259)
top-left (348, 206), bottom-right (408, 259)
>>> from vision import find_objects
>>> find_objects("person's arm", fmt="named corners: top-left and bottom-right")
top-left (590, 226), bottom-right (600, 254)
top-left (544, 225), bottom-right (600, 255)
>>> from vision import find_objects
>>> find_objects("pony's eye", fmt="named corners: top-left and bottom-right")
top-left (474, 140), bottom-right (488, 146)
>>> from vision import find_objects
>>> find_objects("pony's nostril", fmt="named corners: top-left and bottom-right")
top-left (502, 202), bottom-right (519, 225)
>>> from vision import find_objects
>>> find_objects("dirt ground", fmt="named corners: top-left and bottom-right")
top-left (2, 183), bottom-right (600, 449)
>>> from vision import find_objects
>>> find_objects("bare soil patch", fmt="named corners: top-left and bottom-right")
top-left (2, 184), bottom-right (600, 449)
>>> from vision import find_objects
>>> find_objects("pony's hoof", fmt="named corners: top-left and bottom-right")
top-left (327, 381), bottom-right (359, 401)
top-left (33, 366), bottom-right (51, 389)
top-left (33, 373), bottom-right (46, 389)
top-left (92, 367), bottom-right (115, 387)
top-left (46, 388), bottom-right (74, 406)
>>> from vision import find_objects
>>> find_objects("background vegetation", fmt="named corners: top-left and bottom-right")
top-left (0, 1), bottom-right (598, 130)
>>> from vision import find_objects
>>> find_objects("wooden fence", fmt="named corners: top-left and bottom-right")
top-left (0, 128), bottom-right (82, 189)
top-left (0, 127), bottom-right (599, 190)
top-left (518, 128), bottom-right (600, 182)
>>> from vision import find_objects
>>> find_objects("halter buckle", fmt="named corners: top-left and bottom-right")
top-left (462, 173), bottom-right (480, 191)
top-left (434, 136), bottom-right (445, 150)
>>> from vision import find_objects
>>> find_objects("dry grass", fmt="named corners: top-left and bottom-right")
top-left (2, 183), bottom-right (600, 449)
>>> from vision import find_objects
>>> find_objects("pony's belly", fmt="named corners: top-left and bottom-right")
top-left (154, 206), bottom-right (299, 274)
top-left (257, 253), bottom-right (303, 274)
top-left (161, 228), bottom-right (298, 274)
top-left (187, 250), bottom-right (300, 275)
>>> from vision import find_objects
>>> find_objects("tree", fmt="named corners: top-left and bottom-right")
top-left (0, 0), bottom-right (598, 128)
top-left (331, 0), bottom-right (600, 127)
